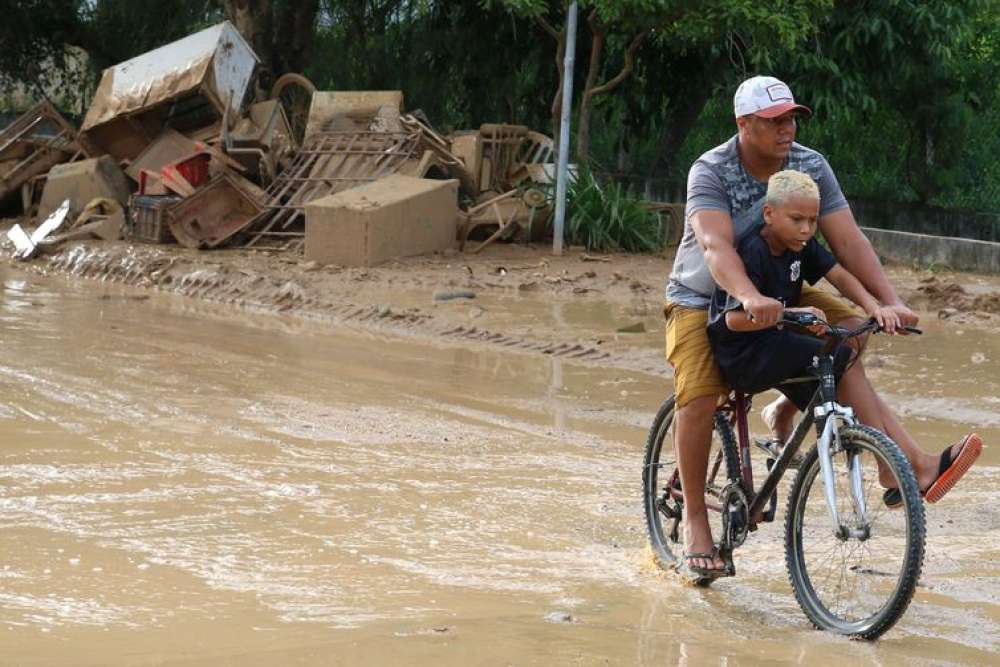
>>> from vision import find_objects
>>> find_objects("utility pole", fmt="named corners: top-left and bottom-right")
top-left (552, 1), bottom-right (578, 256)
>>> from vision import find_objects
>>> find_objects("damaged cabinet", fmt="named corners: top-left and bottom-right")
top-left (37, 156), bottom-right (131, 222)
top-left (80, 21), bottom-right (259, 162)
top-left (305, 175), bottom-right (458, 267)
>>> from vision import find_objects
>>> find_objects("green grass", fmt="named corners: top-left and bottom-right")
top-left (563, 168), bottom-right (663, 253)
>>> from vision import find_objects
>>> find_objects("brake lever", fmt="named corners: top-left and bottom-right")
top-left (873, 323), bottom-right (923, 335)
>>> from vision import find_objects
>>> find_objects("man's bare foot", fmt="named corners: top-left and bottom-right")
top-left (762, 396), bottom-right (795, 442)
top-left (683, 507), bottom-right (725, 573)
top-left (882, 434), bottom-right (978, 490)
top-left (883, 433), bottom-right (983, 507)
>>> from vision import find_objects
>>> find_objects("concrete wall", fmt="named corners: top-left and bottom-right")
top-left (862, 227), bottom-right (1000, 274)
top-left (851, 198), bottom-right (1000, 243)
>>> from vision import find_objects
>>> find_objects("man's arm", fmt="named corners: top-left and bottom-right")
top-left (818, 207), bottom-right (918, 325)
top-left (825, 264), bottom-right (902, 333)
top-left (691, 209), bottom-right (783, 327)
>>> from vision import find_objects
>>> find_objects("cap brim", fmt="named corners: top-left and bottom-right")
top-left (755, 102), bottom-right (812, 118)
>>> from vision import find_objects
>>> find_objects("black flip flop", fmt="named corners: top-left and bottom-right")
top-left (681, 546), bottom-right (734, 583)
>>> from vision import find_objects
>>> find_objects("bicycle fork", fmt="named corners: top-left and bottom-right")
top-left (815, 402), bottom-right (869, 540)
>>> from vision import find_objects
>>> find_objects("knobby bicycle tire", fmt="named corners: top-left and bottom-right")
top-left (643, 395), bottom-right (741, 570)
top-left (784, 424), bottom-right (925, 639)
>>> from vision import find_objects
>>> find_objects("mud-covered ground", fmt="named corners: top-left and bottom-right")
top-left (2, 230), bottom-right (999, 665)
top-left (3, 230), bottom-right (999, 379)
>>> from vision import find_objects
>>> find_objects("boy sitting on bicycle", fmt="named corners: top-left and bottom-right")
top-left (707, 169), bottom-right (900, 411)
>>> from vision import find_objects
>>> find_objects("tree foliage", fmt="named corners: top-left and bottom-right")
top-left (488, 0), bottom-right (831, 161)
top-left (0, 0), bottom-right (997, 214)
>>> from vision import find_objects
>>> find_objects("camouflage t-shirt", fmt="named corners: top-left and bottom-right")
top-left (666, 135), bottom-right (848, 308)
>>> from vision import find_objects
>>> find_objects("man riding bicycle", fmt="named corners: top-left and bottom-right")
top-left (665, 75), bottom-right (982, 576)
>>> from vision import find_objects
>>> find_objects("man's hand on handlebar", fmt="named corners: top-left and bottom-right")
top-left (743, 294), bottom-right (784, 328)
top-left (868, 304), bottom-right (902, 335)
top-left (883, 301), bottom-right (919, 332)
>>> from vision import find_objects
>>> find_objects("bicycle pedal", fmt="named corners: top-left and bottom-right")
top-left (756, 438), bottom-right (801, 470)
top-left (754, 437), bottom-right (782, 458)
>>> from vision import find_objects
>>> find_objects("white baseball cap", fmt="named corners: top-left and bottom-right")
top-left (734, 76), bottom-right (811, 118)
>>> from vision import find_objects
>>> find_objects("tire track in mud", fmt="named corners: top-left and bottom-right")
top-left (15, 245), bottom-right (670, 377)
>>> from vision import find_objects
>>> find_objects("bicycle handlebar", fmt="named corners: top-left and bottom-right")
top-left (780, 311), bottom-right (922, 337)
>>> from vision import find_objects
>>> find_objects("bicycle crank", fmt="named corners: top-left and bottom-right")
top-left (720, 482), bottom-right (750, 549)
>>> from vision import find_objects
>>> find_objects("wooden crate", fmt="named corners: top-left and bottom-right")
top-left (129, 194), bottom-right (182, 243)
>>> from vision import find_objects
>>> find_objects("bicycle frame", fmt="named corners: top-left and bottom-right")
top-left (663, 317), bottom-right (918, 535)
top-left (720, 371), bottom-right (862, 533)
top-left (727, 388), bottom-right (822, 528)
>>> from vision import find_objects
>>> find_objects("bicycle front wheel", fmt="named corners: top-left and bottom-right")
top-left (785, 424), bottom-right (925, 639)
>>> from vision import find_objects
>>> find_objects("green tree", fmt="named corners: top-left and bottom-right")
top-left (0, 0), bottom-right (81, 105)
top-left (785, 0), bottom-right (989, 203)
top-left (490, 0), bottom-right (829, 162)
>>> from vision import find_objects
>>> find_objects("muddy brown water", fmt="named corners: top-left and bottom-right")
top-left (0, 268), bottom-right (998, 665)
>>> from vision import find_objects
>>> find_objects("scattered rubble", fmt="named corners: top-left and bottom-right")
top-left (2, 20), bottom-right (555, 268)
top-left (7, 199), bottom-right (71, 259)
top-left (0, 102), bottom-right (96, 213)
top-left (915, 275), bottom-right (1000, 314)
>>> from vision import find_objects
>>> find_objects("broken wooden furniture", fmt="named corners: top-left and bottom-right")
top-left (0, 101), bottom-right (94, 208)
top-left (479, 124), bottom-right (529, 193)
top-left (400, 115), bottom-right (478, 196)
top-left (458, 188), bottom-right (551, 253)
top-left (168, 172), bottom-right (266, 249)
top-left (240, 129), bottom-right (424, 249)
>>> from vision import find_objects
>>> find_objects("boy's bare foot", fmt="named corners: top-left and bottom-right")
top-left (762, 396), bottom-right (795, 442)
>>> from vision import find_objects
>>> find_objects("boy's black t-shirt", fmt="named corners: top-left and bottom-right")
top-left (708, 231), bottom-right (836, 346)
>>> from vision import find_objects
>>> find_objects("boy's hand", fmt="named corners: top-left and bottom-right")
top-left (869, 304), bottom-right (902, 334)
top-left (743, 294), bottom-right (783, 327)
top-left (786, 306), bottom-right (827, 336)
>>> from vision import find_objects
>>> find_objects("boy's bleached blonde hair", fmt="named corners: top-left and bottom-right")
top-left (766, 169), bottom-right (819, 206)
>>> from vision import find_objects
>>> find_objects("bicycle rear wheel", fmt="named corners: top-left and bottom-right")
top-left (643, 396), bottom-right (740, 572)
top-left (785, 424), bottom-right (925, 639)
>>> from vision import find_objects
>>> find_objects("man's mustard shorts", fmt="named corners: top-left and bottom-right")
top-left (664, 285), bottom-right (862, 408)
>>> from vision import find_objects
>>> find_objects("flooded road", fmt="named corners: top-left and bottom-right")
top-left (1, 268), bottom-right (998, 665)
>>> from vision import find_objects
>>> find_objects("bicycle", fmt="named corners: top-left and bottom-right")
top-left (642, 313), bottom-right (926, 640)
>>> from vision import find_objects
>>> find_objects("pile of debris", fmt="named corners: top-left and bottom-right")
top-left (2, 21), bottom-right (555, 267)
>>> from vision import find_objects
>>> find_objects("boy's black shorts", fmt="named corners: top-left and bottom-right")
top-left (714, 329), bottom-right (853, 410)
